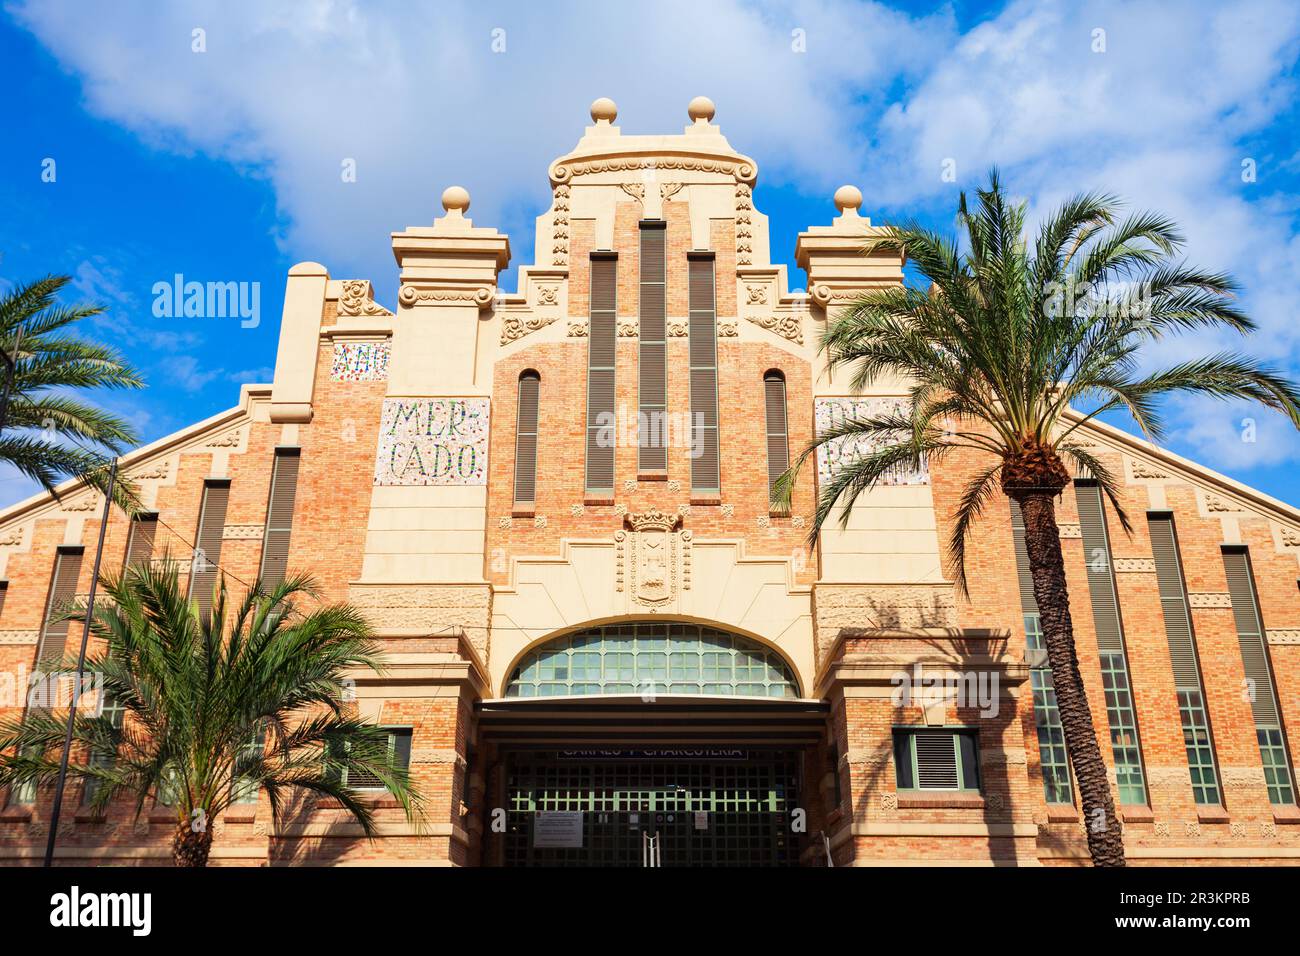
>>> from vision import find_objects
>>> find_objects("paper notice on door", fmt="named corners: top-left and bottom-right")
top-left (694, 811), bottom-right (709, 830)
top-left (533, 811), bottom-right (585, 848)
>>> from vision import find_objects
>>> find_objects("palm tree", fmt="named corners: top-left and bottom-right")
top-left (0, 561), bottom-right (423, 866)
top-left (776, 172), bottom-right (1300, 866)
top-left (0, 273), bottom-right (142, 491)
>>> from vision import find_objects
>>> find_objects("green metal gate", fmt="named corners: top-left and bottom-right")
top-left (503, 751), bottom-right (800, 867)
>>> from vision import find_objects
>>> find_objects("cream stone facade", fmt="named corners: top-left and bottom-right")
top-left (3, 98), bottom-right (1300, 866)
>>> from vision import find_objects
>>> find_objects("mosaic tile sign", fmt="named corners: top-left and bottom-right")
top-left (331, 341), bottom-right (391, 382)
top-left (374, 398), bottom-right (490, 486)
top-left (814, 397), bottom-right (929, 486)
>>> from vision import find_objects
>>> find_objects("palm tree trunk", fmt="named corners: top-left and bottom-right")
top-left (1017, 491), bottom-right (1126, 866)
top-left (171, 822), bottom-right (213, 867)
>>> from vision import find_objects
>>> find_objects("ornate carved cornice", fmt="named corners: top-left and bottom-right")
top-left (549, 152), bottom-right (757, 187)
top-left (746, 313), bottom-right (804, 345)
top-left (398, 285), bottom-right (495, 311)
top-left (337, 279), bottom-right (393, 317)
top-left (500, 314), bottom-right (557, 345)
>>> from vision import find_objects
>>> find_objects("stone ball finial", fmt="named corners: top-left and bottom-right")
top-left (834, 184), bottom-right (863, 214)
top-left (590, 97), bottom-right (618, 124)
top-left (688, 95), bottom-right (716, 123)
top-left (441, 185), bottom-right (470, 215)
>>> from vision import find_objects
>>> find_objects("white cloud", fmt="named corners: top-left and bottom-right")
top-left (9, 0), bottom-right (1300, 481)
top-left (164, 354), bottom-right (223, 392)
top-left (7, 0), bottom-right (955, 299)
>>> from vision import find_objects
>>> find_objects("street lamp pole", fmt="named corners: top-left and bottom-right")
top-left (43, 455), bottom-right (118, 867)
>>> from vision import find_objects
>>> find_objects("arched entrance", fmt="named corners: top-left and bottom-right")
top-left (480, 621), bottom-right (827, 867)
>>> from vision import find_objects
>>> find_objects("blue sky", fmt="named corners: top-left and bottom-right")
top-left (2, 0), bottom-right (1300, 507)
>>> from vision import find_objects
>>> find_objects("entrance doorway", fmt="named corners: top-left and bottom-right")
top-left (503, 750), bottom-right (800, 867)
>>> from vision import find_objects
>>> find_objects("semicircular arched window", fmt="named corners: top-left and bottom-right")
top-left (505, 622), bottom-right (797, 699)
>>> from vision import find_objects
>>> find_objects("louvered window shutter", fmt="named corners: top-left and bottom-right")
top-left (1223, 548), bottom-right (1283, 726)
top-left (1148, 514), bottom-right (1201, 690)
top-left (514, 372), bottom-right (540, 507)
top-left (259, 449), bottom-right (301, 588)
top-left (764, 371), bottom-right (789, 505)
top-left (1075, 481), bottom-right (1123, 654)
top-left (894, 730), bottom-right (981, 792)
top-left (688, 252), bottom-right (720, 494)
top-left (1007, 501), bottom-right (1040, 617)
top-left (639, 222), bottom-right (667, 472)
top-left (914, 731), bottom-right (960, 789)
top-left (189, 480), bottom-right (230, 619)
top-left (124, 513), bottom-right (158, 570)
top-left (585, 253), bottom-right (617, 495)
top-left (37, 547), bottom-right (84, 663)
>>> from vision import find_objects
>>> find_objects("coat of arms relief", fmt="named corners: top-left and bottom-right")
top-left (615, 510), bottom-right (692, 611)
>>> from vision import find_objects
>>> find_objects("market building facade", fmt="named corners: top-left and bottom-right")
top-left (2, 97), bottom-right (1300, 866)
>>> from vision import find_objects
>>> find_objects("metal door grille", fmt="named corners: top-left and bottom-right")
top-left (503, 753), bottom-right (798, 867)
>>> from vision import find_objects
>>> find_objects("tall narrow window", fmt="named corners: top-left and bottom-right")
top-left (763, 371), bottom-right (789, 509)
top-left (123, 513), bottom-right (158, 570)
top-left (639, 222), bottom-right (667, 474)
top-left (82, 694), bottom-right (126, 808)
top-left (688, 251), bottom-right (719, 495)
top-left (0, 580), bottom-right (8, 620)
top-left (259, 449), bottom-right (301, 589)
top-left (514, 371), bottom-right (540, 509)
top-left (188, 479), bottom-right (230, 619)
top-left (232, 725), bottom-right (265, 804)
top-left (1075, 480), bottom-right (1148, 805)
top-left (1222, 546), bottom-right (1296, 805)
top-left (37, 546), bottom-right (84, 664)
top-left (1149, 513), bottom-right (1222, 805)
top-left (585, 252), bottom-right (617, 497)
top-left (1010, 500), bottom-right (1073, 804)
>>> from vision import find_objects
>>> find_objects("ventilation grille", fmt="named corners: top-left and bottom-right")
top-left (688, 253), bottom-right (719, 494)
top-left (124, 514), bottom-right (158, 570)
top-left (1075, 482), bottom-right (1124, 654)
top-left (514, 373), bottom-right (540, 506)
top-left (1148, 514), bottom-right (1201, 690)
top-left (189, 481), bottom-right (230, 619)
top-left (260, 449), bottom-right (301, 589)
top-left (764, 372), bottom-right (789, 499)
top-left (1008, 500), bottom-right (1039, 614)
top-left (37, 548), bottom-right (84, 663)
top-left (639, 224), bottom-right (667, 472)
top-left (585, 254), bottom-right (617, 494)
top-left (914, 731), bottom-right (960, 789)
top-left (1223, 548), bottom-right (1281, 726)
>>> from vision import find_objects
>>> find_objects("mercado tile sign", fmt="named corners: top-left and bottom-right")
top-left (814, 396), bottom-right (929, 486)
top-left (374, 398), bottom-right (489, 486)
